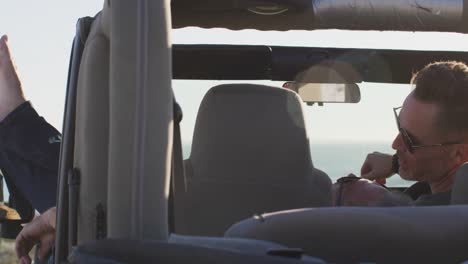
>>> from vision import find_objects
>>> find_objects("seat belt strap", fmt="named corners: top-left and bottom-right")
top-left (169, 100), bottom-right (185, 233)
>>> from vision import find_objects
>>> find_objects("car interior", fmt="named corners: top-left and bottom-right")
top-left (174, 83), bottom-right (332, 236)
top-left (3, 1), bottom-right (468, 263)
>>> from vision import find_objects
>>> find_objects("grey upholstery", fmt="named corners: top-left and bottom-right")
top-left (72, 238), bottom-right (325, 264)
top-left (169, 234), bottom-right (326, 263)
top-left (174, 84), bottom-right (332, 236)
top-left (74, 0), bottom-right (173, 242)
top-left (451, 163), bottom-right (468, 204)
top-left (225, 206), bottom-right (468, 263)
top-left (74, 13), bottom-right (110, 244)
top-left (169, 234), bottom-right (287, 255)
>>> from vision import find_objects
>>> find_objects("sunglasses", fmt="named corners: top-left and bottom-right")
top-left (393, 106), bottom-right (462, 153)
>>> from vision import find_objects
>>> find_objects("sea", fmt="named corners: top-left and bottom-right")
top-left (0, 142), bottom-right (410, 202)
top-left (182, 142), bottom-right (411, 187)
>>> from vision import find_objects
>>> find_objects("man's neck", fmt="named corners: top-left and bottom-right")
top-left (429, 166), bottom-right (458, 194)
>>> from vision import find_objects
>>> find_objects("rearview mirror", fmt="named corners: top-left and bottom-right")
top-left (284, 82), bottom-right (361, 103)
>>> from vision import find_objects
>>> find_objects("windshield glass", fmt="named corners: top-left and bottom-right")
top-left (173, 28), bottom-right (468, 187)
top-left (173, 80), bottom-right (409, 186)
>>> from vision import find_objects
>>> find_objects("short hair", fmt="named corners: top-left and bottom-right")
top-left (411, 61), bottom-right (468, 135)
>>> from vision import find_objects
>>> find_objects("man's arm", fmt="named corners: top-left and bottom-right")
top-left (0, 102), bottom-right (61, 171)
top-left (332, 176), bottom-right (411, 207)
top-left (0, 35), bottom-right (61, 213)
top-left (0, 102), bottom-right (60, 212)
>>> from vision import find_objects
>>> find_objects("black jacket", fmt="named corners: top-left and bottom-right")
top-left (0, 102), bottom-right (60, 213)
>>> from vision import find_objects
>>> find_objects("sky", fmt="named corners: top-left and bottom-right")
top-left (0, 1), bottom-right (104, 128)
top-left (2, 1), bottom-right (468, 145)
top-left (171, 29), bottom-right (468, 144)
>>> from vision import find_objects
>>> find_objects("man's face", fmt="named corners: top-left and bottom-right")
top-left (392, 93), bottom-right (459, 184)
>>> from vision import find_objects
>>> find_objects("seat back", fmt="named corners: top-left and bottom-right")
top-left (225, 206), bottom-right (468, 263)
top-left (74, 12), bottom-right (110, 244)
top-left (175, 84), bottom-right (331, 236)
top-left (451, 163), bottom-right (468, 204)
top-left (73, 1), bottom-right (173, 244)
top-left (72, 238), bottom-right (325, 264)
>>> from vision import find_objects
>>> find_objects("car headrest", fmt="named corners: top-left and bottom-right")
top-left (189, 83), bottom-right (314, 182)
top-left (451, 162), bottom-right (468, 204)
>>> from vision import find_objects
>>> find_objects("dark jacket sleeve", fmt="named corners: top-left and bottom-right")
top-left (0, 102), bottom-right (61, 213)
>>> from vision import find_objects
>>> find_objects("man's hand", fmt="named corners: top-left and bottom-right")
top-left (332, 175), bottom-right (408, 206)
top-left (361, 152), bottom-right (394, 183)
top-left (332, 176), bottom-right (389, 206)
top-left (15, 207), bottom-right (56, 264)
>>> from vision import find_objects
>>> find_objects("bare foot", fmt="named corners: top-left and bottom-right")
top-left (0, 35), bottom-right (26, 121)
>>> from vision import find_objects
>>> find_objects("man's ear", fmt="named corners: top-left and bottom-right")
top-left (454, 145), bottom-right (468, 165)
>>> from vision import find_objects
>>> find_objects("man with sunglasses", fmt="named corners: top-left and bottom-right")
top-left (359, 61), bottom-right (468, 206)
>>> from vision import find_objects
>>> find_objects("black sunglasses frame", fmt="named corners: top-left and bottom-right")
top-left (393, 106), bottom-right (461, 153)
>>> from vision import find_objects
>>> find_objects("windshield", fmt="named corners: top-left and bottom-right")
top-left (173, 80), bottom-right (409, 186)
top-left (172, 28), bottom-right (468, 187)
